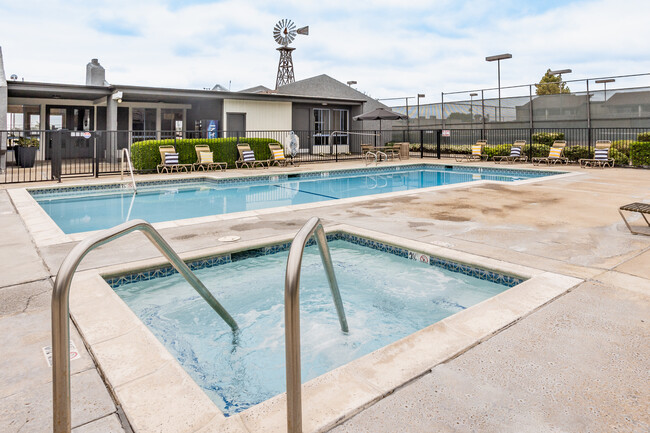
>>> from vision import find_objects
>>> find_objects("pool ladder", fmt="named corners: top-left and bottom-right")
top-left (285, 216), bottom-right (349, 433)
top-left (364, 150), bottom-right (387, 166)
top-left (50, 220), bottom-right (238, 433)
top-left (120, 147), bottom-right (137, 193)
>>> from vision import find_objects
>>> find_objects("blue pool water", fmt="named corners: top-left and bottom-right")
top-left (112, 238), bottom-right (515, 416)
top-left (32, 165), bottom-right (555, 233)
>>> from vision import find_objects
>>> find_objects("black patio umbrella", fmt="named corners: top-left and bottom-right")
top-left (353, 107), bottom-right (407, 144)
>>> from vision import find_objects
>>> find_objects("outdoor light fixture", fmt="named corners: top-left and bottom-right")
top-left (595, 78), bottom-right (615, 101)
top-left (485, 53), bottom-right (512, 122)
top-left (347, 81), bottom-right (357, 86)
top-left (549, 69), bottom-right (572, 75)
top-left (111, 91), bottom-right (123, 104)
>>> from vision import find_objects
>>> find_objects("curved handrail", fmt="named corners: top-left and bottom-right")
top-left (120, 147), bottom-right (137, 193)
top-left (285, 217), bottom-right (348, 433)
top-left (52, 219), bottom-right (237, 433)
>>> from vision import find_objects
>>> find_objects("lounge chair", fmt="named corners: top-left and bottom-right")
top-left (532, 140), bottom-right (569, 165)
top-left (455, 140), bottom-right (487, 162)
top-left (579, 140), bottom-right (614, 168)
top-left (493, 140), bottom-right (528, 164)
top-left (268, 143), bottom-right (287, 167)
top-left (193, 144), bottom-right (227, 171)
top-left (157, 145), bottom-right (192, 173)
top-left (619, 202), bottom-right (650, 235)
top-left (236, 143), bottom-right (268, 169)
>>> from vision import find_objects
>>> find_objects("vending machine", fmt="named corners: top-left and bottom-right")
top-left (195, 120), bottom-right (220, 138)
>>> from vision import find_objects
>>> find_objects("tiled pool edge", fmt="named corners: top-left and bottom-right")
top-left (104, 231), bottom-right (524, 289)
top-left (69, 224), bottom-right (583, 433)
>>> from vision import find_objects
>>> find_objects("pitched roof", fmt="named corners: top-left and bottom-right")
top-left (276, 74), bottom-right (387, 107)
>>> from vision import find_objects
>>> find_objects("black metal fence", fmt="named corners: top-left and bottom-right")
top-left (2, 127), bottom-right (648, 183)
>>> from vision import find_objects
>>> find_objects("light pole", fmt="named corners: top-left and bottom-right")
top-left (417, 93), bottom-right (425, 129)
top-left (485, 53), bottom-right (512, 122)
top-left (595, 78), bottom-right (615, 101)
top-left (549, 69), bottom-right (572, 92)
top-left (346, 80), bottom-right (357, 87)
top-left (469, 93), bottom-right (478, 125)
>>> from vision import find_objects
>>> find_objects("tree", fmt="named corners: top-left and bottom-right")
top-left (535, 69), bottom-right (571, 95)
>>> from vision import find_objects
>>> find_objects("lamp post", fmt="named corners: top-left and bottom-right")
top-left (595, 78), bottom-right (615, 101)
top-left (469, 93), bottom-right (478, 125)
top-left (346, 80), bottom-right (357, 87)
top-left (416, 93), bottom-right (425, 129)
top-left (485, 53), bottom-right (512, 122)
top-left (549, 69), bottom-right (572, 92)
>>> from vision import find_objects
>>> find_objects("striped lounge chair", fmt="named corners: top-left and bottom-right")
top-left (268, 143), bottom-right (287, 167)
top-left (157, 145), bottom-right (192, 173)
top-left (532, 140), bottom-right (569, 165)
top-left (579, 140), bottom-right (614, 168)
top-left (193, 144), bottom-right (227, 172)
top-left (236, 143), bottom-right (268, 169)
top-left (493, 140), bottom-right (528, 164)
top-left (455, 140), bottom-right (487, 162)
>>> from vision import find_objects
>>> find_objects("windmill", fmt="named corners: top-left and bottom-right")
top-left (273, 19), bottom-right (308, 89)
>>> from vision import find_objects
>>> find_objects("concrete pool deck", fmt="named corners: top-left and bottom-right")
top-left (0, 159), bottom-right (648, 432)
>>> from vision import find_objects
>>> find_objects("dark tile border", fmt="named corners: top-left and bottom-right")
top-left (105, 232), bottom-right (525, 289)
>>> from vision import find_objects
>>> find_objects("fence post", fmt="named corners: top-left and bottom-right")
top-left (436, 130), bottom-right (442, 159)
top-left (93, 132), bottom-right (99, 178)
top-left (51, 130), bottom-right (62, 183)
top-left (420, 129), bottom-right (424, 159)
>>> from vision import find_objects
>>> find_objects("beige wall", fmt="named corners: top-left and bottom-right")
top-left (223, 99), bottom-right (292, 131)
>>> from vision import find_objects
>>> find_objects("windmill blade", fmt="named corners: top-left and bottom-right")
top-left (297, 26), bottom-right (309, 35)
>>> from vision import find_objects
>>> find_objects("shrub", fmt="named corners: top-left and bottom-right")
top-left (563, 146), bottom-right (591, 162)
top-left (483, 145), bottom-right (511, 160)
top-left (611, 140), bottom-right (631, 157)
top-left (531, 132), bottom-right (565, 146)
top-left (630, 141), bottom-right (650, 166)
top-left (130, 137), bottom-right (281, 171)
top-left (521, 143), bottom-right (550, 158)
top-left (610, 149), bottom-right (629, 166)
top-left (636, 132), bottom-right (650, 142)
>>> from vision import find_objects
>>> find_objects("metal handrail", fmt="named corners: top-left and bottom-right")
top-left (120, 147), bottom-right (137, 193)
top-left (52, 219), bottom-right (238, 433)
top-left (285, 217), bottom-right (348, 433)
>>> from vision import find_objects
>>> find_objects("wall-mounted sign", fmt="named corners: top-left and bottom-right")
top-left (442, 130), bottom-right (451, 137)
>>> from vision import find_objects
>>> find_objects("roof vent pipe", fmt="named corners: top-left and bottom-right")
top-left (86, 59), bottom-right (106, 86)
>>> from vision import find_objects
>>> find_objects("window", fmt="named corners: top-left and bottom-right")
top-left (132, 108), bottom-right (157, 140)
top-left (313, 108), bottom-right (330, 145)
top-left (161, 109), bottom-right (183, 138)
top-left (332, 109), bottom-right (349, 145)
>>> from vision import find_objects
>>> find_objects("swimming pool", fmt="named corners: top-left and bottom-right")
top-left (31, 164), bottom-right (559, 234)
top-left (108, 233), bottom-right (523, 416)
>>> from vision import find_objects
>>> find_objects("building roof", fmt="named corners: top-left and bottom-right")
top-left (605, 90), bottom-right (650, 105)
top-left (239, 85), bottom-right (273, 94)
top-left (276, 74), bottom-right (387, 108)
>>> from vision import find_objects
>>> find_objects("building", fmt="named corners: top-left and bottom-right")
top-left (1, 47), bottom-right (389, 171)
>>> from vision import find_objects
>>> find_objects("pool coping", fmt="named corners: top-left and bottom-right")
top-left (8, 162), bottom-right (581, 248)
top-left (68, 223), bottom-right (582, 433)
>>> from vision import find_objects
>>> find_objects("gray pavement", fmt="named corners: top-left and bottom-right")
top-left (1, 162), bottom-right (649, 432)
top-left (0, 190), bottom-right (126, 433)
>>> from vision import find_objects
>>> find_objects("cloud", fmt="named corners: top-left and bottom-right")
top-left (0, 0), bottom-right (648, 104)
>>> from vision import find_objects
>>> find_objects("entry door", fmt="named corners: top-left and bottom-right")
top-left (226, 113), bottom-right (246, 137)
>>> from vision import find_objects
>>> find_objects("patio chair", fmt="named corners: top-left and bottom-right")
top-left (579, 140), bottom-right (614, 168)
top-left (532, 140), bottom-right (569, 165)
top-left (268, 143), bottom-right (288, 167)
top-left (493, 140), bottom-right (528, 164)
top-left (619, 202), bottom-right (650, 235)
top-left (383, 143), bottom-right (401, 160)
top-left (157, 145), bottom-right (192, 173)
top-left (455, 140), bottom-right (487, 162)
top-left (236, 143), bottom-right (268, 169)
top-left (193, 144), bottom-right (227, 172)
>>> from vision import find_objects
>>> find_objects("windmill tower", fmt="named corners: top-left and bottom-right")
top-left (273, 19), bottom-right (309, 89)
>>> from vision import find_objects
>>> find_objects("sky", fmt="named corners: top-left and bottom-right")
top-left (1, 0), bottom-right (649, 104)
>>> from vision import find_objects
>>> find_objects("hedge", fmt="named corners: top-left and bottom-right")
top-left (531, 132), bottom-right (565, 146)
top-left (637, 132), bottom-right (650, 142)
top-left (130, 137), bottom-right (281, 171)
top-left (630, 141), bottom-right (650, 166)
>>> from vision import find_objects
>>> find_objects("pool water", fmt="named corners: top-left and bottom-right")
top-left (112, 239), bottom-right (511, 416)
top-left (32, 165), bottom-right (553, 233)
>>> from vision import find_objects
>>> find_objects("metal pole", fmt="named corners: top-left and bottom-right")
top-left (405, 98), bottom-right (409, 140)
top-left (497, 59), bottom-right (502, 122)
top-left (285, 217), bottom-right (348, 433)
top-left (52, 220), bottom-right (238, 433)
top-left (441, 92), bottom-right (445, 129)
top-left (481, 90), bottom-right (486, 140)
top-left (529, 85), bottom-right (534, 159)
